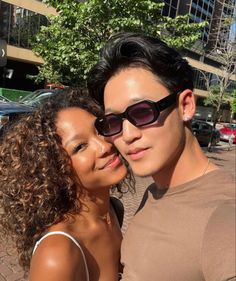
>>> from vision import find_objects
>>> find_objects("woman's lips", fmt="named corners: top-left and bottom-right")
top-left (103, 154), bottom-right (122, 169)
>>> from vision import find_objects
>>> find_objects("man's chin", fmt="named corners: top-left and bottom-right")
top-left (131, 168), bottom-right (154, 178)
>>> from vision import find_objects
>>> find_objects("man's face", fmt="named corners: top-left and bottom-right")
top-left (103, 67), bottom-right (186, 178)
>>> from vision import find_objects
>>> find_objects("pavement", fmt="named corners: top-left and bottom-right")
top-left (0, 142), bottom-right (235, 280)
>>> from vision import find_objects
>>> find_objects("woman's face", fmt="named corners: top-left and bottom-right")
top-left (56, 107), bottom-right (127, 191)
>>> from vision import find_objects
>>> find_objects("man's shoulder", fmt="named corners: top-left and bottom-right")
top-left (200, 169), bottom-right (235, 196)
top-left (205, 200), bottom-right (235, 233)
top-left (204, 169), bottom-right (234, 184)
top-left (202, 201), bottom-right (236, 281)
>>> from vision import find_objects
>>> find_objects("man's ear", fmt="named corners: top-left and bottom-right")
top-left (178, 89), bottom-right (196, 122)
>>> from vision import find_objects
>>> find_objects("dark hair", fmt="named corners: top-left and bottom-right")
top-left (88, 32), bottom-right (194, 106)
top-left (0, 88), bottom-right (134, 272)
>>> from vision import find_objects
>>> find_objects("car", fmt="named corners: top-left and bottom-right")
top-left (19, 88), bottom-right (64, 107)
top-left (219, 124), bottom-right (236, 144)
top-left (0, 100), bottom-right (33, 132)
top-left (0, 95), bottom-right (11, 102)
top-left (191, 119), bottom-right (220, 146)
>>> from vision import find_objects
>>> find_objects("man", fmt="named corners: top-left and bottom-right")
top-left (88, 32), bottom-right (235, 281)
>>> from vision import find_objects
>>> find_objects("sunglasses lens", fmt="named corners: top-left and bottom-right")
top-left (95, 101), bottom-right (159, 136)
top-left (96, 114), bottom-right (122, 136)
top-left (128, 102), bottom-right (156, 126)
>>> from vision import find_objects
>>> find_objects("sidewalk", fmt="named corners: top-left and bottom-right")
top-left (0, 146), bottom-right (235, 281)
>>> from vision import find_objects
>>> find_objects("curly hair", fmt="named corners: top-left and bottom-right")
top-left (0, 88), bottom-right (134, 272)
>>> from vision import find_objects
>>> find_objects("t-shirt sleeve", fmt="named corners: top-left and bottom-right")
top-left (201, 201), bottom-right (236, 281)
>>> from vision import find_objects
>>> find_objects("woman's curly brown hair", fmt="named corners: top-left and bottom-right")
top-left (0, 88), bottom-right (135, 273)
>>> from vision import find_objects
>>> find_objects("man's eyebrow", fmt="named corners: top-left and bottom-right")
top-left (105, 97), bottom-right (144, 113)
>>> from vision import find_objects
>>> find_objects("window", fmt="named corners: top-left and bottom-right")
top-left (196, 10), bottom-right (201, 18)
top-left (0, 2), bottom-right (48, 49)
top-left (170, 9), bottom-right (176, 18)
top-left (201, 124), bottom-right (211, 131)
top-left (172, 0), bottom-right (178, 8)
top-left (203, 3), bottom-right (208, 11)
top-left (192, 122), bottom-right (200, 130)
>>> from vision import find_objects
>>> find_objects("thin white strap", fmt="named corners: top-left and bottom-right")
top-left (33, 231), bottom-right (89, 281)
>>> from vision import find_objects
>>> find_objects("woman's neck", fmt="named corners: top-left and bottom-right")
top-left (77, 188), bottom-right (112, 225)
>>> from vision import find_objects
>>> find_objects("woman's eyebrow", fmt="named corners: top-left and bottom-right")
top-left (64, 134), bottom-right (83, 148)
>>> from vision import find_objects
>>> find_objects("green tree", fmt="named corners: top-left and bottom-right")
top-left (203, 85), bottom-right (230, 112)
top-left (199, 0), bottom-right (236, 150)
top-left (201, 41), bottom-right (236, 150)
top-left (33, 0), bottom-right (206, 86)
top-left (230, 89), bottom-right (236, 118)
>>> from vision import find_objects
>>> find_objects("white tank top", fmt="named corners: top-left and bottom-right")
top-left (33, 231), bottom-right (89, 281)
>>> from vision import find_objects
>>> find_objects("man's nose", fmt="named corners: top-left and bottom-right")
top-left (122, 119), bottom-right (142, 144)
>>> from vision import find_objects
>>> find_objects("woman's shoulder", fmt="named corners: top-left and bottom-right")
top-left (29, 232), bottom-right (88, 281)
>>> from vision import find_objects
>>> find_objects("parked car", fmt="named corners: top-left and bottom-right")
top-left (19, 89), bottom-right (64, 107)
top-left (0, 100), bottom-right (33, 132)
top-left (191, 119), bottom-right (220, 146)
top-left (0, 95), bottom-right (11, 102)
top-left (219, 124), bottom-right (236, 144)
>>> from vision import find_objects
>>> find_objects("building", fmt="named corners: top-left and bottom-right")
top-left (0, 0), bottom-right (56, 91)
top-left (209, 0), bottom-right (236, 49)
top-left (163, 0), bottom-right (236, 121)
top-left (163, 0), bottom-right (236, 48)
top-left (0, 0), bottom-right (235, 120)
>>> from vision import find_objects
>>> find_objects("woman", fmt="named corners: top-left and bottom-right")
top-left (0, 89), bottom-right (134, 281)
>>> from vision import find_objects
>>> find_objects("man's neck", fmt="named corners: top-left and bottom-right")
top-left (152, 139), bottom-right (214, 189)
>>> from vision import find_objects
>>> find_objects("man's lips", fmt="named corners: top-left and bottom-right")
top-left (127, 147), bottom-right (148, 155)
top-left (127, 148), bottom-right (149, 160)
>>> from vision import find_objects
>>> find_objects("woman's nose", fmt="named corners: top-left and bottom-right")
top-left (95, 135), bottom-right (113, 157)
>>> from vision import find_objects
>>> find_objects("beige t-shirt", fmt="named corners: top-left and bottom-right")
top-left (121, 170), bottom-right (236, 281)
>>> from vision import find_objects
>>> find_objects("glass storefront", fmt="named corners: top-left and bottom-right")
top-left (0, 1), bottom-right (48, 49)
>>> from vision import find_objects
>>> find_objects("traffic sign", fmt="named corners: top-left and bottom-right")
top-left (0, 39), bottom-right (7, 67)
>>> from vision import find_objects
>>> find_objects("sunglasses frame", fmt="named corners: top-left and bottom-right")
top-left (95, 91), bottom-right (180, 137)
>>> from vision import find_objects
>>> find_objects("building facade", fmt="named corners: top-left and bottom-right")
top-left (0, 0), bottom-right (235, 120)
top-left (163, 0), bottom-right (236, 48)
top-left (0, 0), bottom-right (56, 91)
top-left (163, 0), bottom-right (236, 121)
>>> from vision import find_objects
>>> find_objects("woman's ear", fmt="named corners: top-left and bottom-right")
top-left (178, 89), bottom-right (196, 122)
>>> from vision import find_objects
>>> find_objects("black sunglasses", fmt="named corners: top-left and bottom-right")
top-left (95, 92), bottom-right (179, 137)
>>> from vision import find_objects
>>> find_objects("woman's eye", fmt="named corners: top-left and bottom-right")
top-left (72, 143), bottom-right (87, 154)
